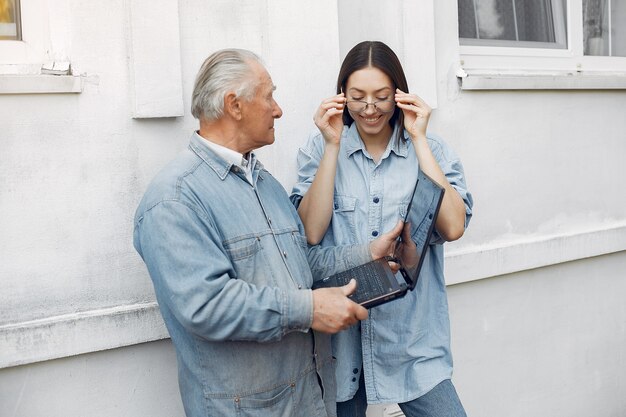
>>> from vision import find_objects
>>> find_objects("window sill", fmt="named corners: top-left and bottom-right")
top-left (0, 74), bottom-right (82, 94)
top-left (458, 70), bottom-right (626, 90)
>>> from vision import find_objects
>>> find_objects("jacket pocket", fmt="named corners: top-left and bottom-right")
top-left (223, 236), bottom-right (274, 287)
top-left (235, 383), bottom-right (295, 417)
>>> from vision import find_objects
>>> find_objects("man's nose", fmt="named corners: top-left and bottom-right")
top-left (273, 101), bottom-right (283, 119)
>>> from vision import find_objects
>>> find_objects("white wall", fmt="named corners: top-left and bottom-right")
top-left (450, 251), bottom-right (626, 417)
top-left (1, 0), bottom-right (625, 416)
top-left (0, 340), bottom-right (185, 417)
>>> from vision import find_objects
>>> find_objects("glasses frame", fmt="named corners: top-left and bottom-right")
top-left (345, 99), bottom-right (396, 114)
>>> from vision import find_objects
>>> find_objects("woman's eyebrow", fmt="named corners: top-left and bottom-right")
top-left (347, 86), bottom-right (392, 94)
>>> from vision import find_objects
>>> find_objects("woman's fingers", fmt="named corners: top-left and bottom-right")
top-left (314, 93), bottom-right (347, 144)
top-left (396, 102), bottom-right (430, 119)
top-left (314, 94), bottom-right (346, 120)
top-left (395, 89), bottom-right (430, 111)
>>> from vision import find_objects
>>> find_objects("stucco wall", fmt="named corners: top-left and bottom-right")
top-left (1, 1), bottom-right (625, 416)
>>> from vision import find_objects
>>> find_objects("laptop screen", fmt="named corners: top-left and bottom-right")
top-left (393, 170), bottom-right (445, 289)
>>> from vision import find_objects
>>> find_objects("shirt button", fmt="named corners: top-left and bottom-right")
top-left (353, 368), bottom-right (359, 374)
top-left (373, 197), bottom-right (379, 203)
top-left (352, 377), bottom-right (357, 382)
top-left (371, 230), bottom-right (379, 237)
top-left (283, 251), bottom-right (287, 258)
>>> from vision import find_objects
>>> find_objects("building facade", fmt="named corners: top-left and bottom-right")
top-left (1, 1), bottom-right (625, 416)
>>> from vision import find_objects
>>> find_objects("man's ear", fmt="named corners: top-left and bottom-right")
top-left (224, 92), bottom-right (242, 121)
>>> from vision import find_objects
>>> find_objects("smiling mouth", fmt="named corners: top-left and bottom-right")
top-left (361, 114), bottom-right (382, 124)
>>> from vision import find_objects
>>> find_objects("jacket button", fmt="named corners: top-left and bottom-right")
top-left (373, 197), bottom-right (379, 203)
top-left (371, 230), bottom-right (378, 237)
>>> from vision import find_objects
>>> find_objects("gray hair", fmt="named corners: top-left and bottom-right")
top-left (191, 49), bottom-right (262, 121)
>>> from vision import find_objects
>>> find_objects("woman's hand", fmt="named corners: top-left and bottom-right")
top-left (314, 93), bottom-right (346, 146)
top-left (395, 89), bottom-right (431, 140)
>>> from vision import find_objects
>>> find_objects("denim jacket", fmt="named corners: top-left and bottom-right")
top-left (133, 133), bottom-right (372, 417)
top-left (291, 124), bottom-right (473, 404)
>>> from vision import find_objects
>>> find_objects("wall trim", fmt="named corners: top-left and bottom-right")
top-left (445, 222), bottom-right (626, 285)
top-left (0, 302), bottom-right (168, 369)
top-left (459, 72), bottom-right (626, 90)
top-left (2, 223), bottom-right (625, 368)
top-left (0, 74), bottom-right (82, 94)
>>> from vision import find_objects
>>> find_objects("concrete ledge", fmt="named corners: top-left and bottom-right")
top-left (446, 221), bottom-right (626, 285)
top-left (0, 74), bottom-right (82, 94)
top-left (460, 72), bottom-right (626, 90)
top-left (0, 303), bottom-right (168, 369)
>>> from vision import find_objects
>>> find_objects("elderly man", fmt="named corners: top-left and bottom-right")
top-left (133, 49), bottom-right (402, 417)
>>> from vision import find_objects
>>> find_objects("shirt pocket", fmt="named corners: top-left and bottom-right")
top-left (234, 382), bottom-right (295, 417)
top-left (331, 195), bottom-right (358, 244)
top-left (223, 235), bottom-right (275, 287)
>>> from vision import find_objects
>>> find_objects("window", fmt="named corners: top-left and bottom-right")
top-left (0, 0), bottom-right (81, 94)
top-left (457, 0), bottom-right (626, 89)
top-left (459, 0), bottom-right (567, 49)
top-left (0, 0), bottom-right (21, 41)
top-left (583, 0), bottom-right (626, 56)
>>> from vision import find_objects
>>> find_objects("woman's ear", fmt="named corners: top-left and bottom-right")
top-left (224, 92), bottom-right (242, 120)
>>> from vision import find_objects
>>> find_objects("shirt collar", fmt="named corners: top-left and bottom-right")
top-left (342, 123), bottom-right (410, 159)
top-left (195, 131), bottom-right (250, 168)
top-left (189, 132), bottom-right (261, 182)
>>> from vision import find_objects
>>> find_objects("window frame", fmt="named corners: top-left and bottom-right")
top-left (0, 0), bottom-right (50, 72)
top-left (459, 0), bottom-right (568, 50)
top-left (458, 0), bottom-right (626, 82)
top-left (0, 0), bottom-right (82, 94)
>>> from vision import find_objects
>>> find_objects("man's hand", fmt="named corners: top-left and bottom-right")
top-left (369, 220), bottom-right (404, 260)
top-left (311, 279), bottom-right (368, 333)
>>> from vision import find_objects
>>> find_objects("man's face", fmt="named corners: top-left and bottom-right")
top-left (239, 61), bottom-right (283, 152)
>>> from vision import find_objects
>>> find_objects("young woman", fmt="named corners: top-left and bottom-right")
top-left (291, 41), bottom-right (473, 417)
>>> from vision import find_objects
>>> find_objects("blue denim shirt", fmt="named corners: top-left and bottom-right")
top-left (133, 133), bottom-right (372, 417)
top-left (291, 124), bottom-right (473, 404)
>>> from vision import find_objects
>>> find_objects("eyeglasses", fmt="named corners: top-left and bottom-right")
top-left (345, 99), bottom-right (395, 114)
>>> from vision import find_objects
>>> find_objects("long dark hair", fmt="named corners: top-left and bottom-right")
top-left (336, 41), bottom-right (409, 140)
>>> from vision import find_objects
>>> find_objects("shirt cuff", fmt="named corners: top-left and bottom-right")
top-left (345, 244), bottom-right (373, 269)
top-left (285, 289), bottom-right (313, 333)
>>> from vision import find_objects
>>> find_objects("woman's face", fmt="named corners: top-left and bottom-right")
top-left (345, 66), bottom-right (395, 141)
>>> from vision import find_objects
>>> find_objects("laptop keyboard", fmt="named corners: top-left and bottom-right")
top-left (333, 261), bottom-right (389, 304)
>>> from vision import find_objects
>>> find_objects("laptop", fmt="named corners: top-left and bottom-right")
top-left (312, 170), bottom-right (445, 309)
